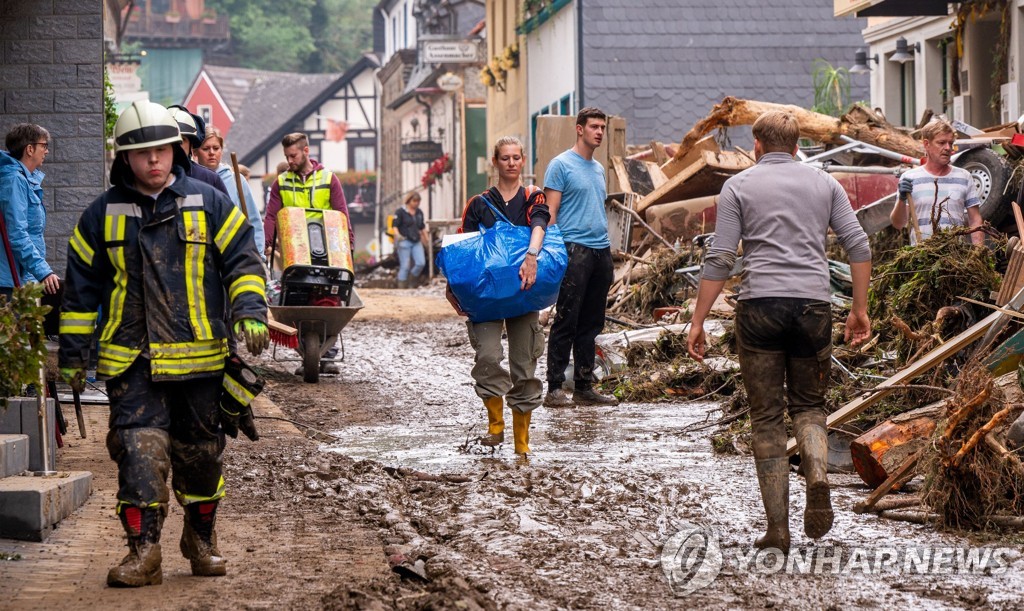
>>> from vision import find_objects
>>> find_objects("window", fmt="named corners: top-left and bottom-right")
top-left (197, 105), bottom-right (213, 128)
top-left (901, 63), bottom-right (916, 127)
top-left (352, 145), bottom-right (375, 172)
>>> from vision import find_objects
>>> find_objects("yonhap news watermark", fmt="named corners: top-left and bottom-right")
top-left (660, 521), bottom-right (1012, 596)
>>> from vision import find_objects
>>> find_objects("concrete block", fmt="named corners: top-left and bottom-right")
top-left (29, 64), bottom-right (79, 90)
top-left (55, 88), bottom-right (101, 113)
top-left (29, 15), bottom-right (78, 40)
top-left (0, 471), bottom-right (92, 541)
top-left (4, 40), bottom-right (54, 64)
top-left (6, 89), bottom-right (54, 114)
top-left (0, 398), bottom-right (56, 473)
top-left (0, 434), bottom-right (30, 478)
top-left (54, 39), bottom-right (100, 64)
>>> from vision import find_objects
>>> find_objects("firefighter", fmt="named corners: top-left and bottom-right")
top-left (58, 101), bottom-right (269, 587)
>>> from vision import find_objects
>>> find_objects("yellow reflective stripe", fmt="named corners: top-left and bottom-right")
top-left (175, 477), bottom-right (226, 505)
top-left (222, 374), bottom-right (255, 410)
top-left (115, 500), bottom-right (163, 513)
top-left (69, 226), bottom-right (94, 266)
top-left (228, 274), bottom-right (266, 303)
top-left (151, 352), bottom-right (226, 376)
top-left (150, 339), bottom-right (227, 358)
top-left (183, 211), bottom-right (213, 340)
top-left (97, 343), bottom-right (141, 378)
top-left (101, 245), bottom-right (128, 342)
top-left (59, 311), bottom-right (98, 334)
top-left (214, 207), bottom-right (246, 253)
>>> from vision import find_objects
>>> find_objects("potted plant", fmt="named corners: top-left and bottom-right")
top-left (165, 10), bottom-right (181, 24)
top-left (128, 5), bottom-right (142, 22)
top-left (201, 8), bottom-right (217, 24)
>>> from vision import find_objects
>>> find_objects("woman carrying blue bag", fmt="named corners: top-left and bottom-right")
top-left (445, 136), bottom-right (551, 456)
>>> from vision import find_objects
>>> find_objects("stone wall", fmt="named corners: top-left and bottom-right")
top-left (1, 0), bottom-right (105, 274)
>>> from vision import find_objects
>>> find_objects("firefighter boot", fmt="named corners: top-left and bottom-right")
top-left (108, 506), bottom-right (164, 587)
top-left (793, 411), bottom-right (833, 539)
top-left (480, 396), bottom-right (505, 446)
top-left (754, 458), bottom-right (791, 552)
top-left (181, 501), bottom-right (227, 576)
top-left (512, 409), bottom-right (531, 455)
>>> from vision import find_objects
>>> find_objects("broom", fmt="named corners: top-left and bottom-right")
top-left (267, 311), bottom-right (298, 349)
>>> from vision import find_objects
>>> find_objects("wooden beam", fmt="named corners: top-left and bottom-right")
top-left (786, 308), bottom-right (1008, 455)
top-left (610, 156), bottom-right (633, 195)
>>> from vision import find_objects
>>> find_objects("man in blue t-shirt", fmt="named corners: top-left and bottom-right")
top-left (542, 107), bottom-right (619, 407)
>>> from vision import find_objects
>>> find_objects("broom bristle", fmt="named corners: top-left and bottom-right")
top-left (269, 328), bottom-right (299, 348)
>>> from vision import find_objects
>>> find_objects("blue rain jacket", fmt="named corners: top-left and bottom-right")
top-left (0, 150), bottom-right (52, 288)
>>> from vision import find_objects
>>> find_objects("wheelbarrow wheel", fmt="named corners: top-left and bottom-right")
top-left (302, 330), bottom-right (320, 384)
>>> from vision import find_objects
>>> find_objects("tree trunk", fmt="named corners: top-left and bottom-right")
top-left (671, 97), bottom-right (924, 162)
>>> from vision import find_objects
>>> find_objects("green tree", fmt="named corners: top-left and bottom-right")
top-left (208, 0), bottom-right (375, 73)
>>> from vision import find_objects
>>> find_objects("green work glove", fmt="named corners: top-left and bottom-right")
top-left (60, 367), bottom-right (86, 393)
top-left (234, 319), bottom-right (269, 356)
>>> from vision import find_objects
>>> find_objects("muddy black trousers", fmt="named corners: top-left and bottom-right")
top-left (735, 298), bottom-right (832, 460)
top-left (546, 244), bottom-right (614, 392)
top-left (105, 357), bottom-right (226, 513)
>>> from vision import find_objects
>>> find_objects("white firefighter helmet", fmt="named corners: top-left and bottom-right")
top-left (167, 105), bottom-right (200, 145)
top-left (113, 101), bottom-right (182, 154)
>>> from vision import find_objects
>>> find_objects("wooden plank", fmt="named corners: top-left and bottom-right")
top-left (649, 140), bottom-right (668, 164)
top-left (1013, 201), bottom-right (1024, 237)
top-left (660, 134), bottom-right (719, 178)
top-left (610, 156), bottom-right (633, 195)
top-left (534, 114), bottom-right (626, 192)
top-left (636, 150), bottom-right (751, 215)
top-left (645, 161), bottom-right (668, 190)
top-left (853, 450), bottom-right (923, 514)
top-left (785, 308), bottom-right (1004, 455)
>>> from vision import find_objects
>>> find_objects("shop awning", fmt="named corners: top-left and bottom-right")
top-left (834, 0), bottom-right (952, 18)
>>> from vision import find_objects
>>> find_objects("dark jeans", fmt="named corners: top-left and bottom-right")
top-left (546, 244), bottom-right (613, 392)
top-left (735, 298), bottom-right (832, 459)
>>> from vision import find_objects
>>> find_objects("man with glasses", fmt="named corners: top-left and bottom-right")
top-left (1, 123), bottom-right (60, 298)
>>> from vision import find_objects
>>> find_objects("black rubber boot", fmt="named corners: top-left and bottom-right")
top-left (753, 458), bottom-right (791, 552)
top-left (792, 411), bottom-right (834, 539)
top-left (181, 501), bottom-right (227, 577)
top-left (108, 506), bottom-right (164, 587)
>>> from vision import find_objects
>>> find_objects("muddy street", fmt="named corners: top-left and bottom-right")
top-left (4, 287), bottom-right (1023, 610)
top-left (256, 287), bottom-right (1024, 609)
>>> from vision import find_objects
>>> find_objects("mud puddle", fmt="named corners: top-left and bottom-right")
top-left (264, 306), bottom-right (1024, 610)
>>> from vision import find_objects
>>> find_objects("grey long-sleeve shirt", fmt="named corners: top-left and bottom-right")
top-left (702, 152), bottom-right (870, 302)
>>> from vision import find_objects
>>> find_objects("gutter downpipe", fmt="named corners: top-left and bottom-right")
top-left (576, 0), bottom-right (584, 108)
top-left (415, 91), bottom-right (435, 277)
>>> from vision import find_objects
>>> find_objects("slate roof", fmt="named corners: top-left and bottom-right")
top-left (226, 71), bottom-right (343, 163)
top-left (201, 65), bottom-right (295, 115)
top-left (582, 0), bottom-right (869, 144)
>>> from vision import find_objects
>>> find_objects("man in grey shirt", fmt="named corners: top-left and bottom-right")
top-left (687, 111), bottom-right (872, 552)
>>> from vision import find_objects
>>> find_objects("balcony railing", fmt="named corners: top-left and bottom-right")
top-left (124, 12), bottom-right (230, 45)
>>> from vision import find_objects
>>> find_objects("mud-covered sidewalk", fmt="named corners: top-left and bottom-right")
top-left (3, 288), bottom-right (1023, 609)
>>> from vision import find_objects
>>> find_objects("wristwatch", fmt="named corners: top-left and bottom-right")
top-left (526, 247), bottom-right (540, 257)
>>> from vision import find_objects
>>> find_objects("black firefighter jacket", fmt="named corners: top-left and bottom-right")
top-left (59, 164), bottom-right (267, 382)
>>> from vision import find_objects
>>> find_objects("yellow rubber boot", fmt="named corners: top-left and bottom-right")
top-left (481, 397), bottom-right (505, 446)
top-left (512, 410), bottom-right (531, 455)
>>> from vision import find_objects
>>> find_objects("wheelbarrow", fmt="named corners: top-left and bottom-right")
top-left (267, 206), bottom-right (362, 383)
top-left (270, 288), bottom-right (363, 383)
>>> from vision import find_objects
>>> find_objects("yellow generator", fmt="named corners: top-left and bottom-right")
top-left (275, 207), bottom-right (354, 306)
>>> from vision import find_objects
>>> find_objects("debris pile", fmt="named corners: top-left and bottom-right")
top-left (599, 96), bottom-right (1024, 531)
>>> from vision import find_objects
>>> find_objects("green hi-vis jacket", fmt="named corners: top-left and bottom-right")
top-left (278, 168), bottom-right (334, 217)
top-left (59, 165), bottom-right (267, 381)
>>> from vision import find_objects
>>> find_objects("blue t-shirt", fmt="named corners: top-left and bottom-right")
top-left (544, 149), bottom-right (610, 248)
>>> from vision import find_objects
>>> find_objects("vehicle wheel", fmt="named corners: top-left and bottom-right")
top-left (302, 330), bottom-right (320, 384)
top-left (954, 148), bottom-right (1012, 226)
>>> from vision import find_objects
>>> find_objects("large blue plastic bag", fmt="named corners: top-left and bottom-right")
top-left (436, 222), bottom-right (567, 323)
